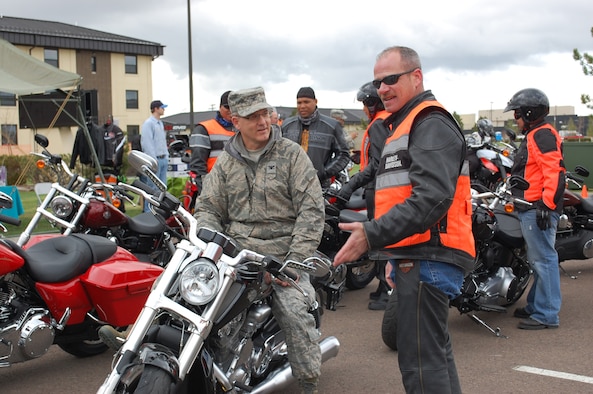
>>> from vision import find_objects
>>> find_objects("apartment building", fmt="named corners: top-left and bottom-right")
top-left (0, 16), bottom-right (164, 155)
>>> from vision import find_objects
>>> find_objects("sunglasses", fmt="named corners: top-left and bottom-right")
top-left (372, 68), bottom-right (417, 89)
top-left (222, 104), bottom-right (230, 109)
top-left (514, 110), bottom-right (522, 120)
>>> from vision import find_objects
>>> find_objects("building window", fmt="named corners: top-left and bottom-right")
top-left (91, 56), bottom-right (97, 73)
top-left (0, 92), bottom-right (16, 106)
top-left (126, 90), bottom-right (139, 109)
top-left (125, 55), bottom-right (137, 74)
top-left (44, 48), bottom-right (59, 67)
top-left (127, 125), bottom-right (140, 148)
top-left (1, 124), bottom-right (18, 145)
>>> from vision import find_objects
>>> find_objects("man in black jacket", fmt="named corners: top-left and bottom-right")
top-left (281, 87), bottom-right (350, 188)
top-left (333, 46), bottom-right (475, 394)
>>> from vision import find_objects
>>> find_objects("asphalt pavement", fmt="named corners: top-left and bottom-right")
top-left (1, 259), bottom-right (593, 393)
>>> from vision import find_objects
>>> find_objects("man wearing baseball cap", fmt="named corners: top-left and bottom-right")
top-left (195, 87), bottom-right (325, 394)
top-left (141, 99), bottom-right (169, 211)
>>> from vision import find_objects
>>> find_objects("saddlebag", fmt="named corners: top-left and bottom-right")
top-left (81, 260), bottom-right (163, 326)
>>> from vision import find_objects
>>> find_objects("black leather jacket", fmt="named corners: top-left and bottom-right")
top-left (364, 91), bottom-right (473, 271)
top-left (281, 112), bottom-right (350, 184)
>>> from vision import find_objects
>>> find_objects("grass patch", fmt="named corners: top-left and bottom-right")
top-left (1, 189), bottom-right (143, 239)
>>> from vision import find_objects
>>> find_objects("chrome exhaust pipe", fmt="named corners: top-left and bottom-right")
top-left (249, 336), bottom-right (340, 394)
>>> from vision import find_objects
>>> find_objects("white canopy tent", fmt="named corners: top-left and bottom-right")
top-left (0, 37), bottom-right (108, 185)
top-left (0, 37), bottom-right (81, 95)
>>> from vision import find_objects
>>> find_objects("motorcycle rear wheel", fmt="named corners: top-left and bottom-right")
top-left (58, 338), bottom-right (108, 357)
top-left (381, 291), bottom-right (398, 351)
top-left (345, 260), bottom-right (376, 290)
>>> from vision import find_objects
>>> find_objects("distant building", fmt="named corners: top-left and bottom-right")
top-left (0, 16), bottom-right (164, 155)
top-left (163, 106), bottom-right (368, 149)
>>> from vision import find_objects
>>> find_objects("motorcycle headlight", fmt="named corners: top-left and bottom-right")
top-left (50, 195), bottom-right (74, 218)
top-left (180, 260), bottom-right (220, 305)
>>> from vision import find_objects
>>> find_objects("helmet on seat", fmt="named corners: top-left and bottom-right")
top-left (504, 88), bottom-right (549, 125)
top-left (476, 118), bottom-right (494, 138)
top-left (357, 82), bottom-right (384, 117)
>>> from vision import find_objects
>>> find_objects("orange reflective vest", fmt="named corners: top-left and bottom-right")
top-left (516, 123), bottom-right (565, 210)
top-left (374, 100), bottom-right (475, 257)
top-left (199, 119), bottom-right (236, 172)
top-left (360, 110), bottom-right (389, 171)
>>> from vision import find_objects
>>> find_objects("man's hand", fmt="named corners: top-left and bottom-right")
top-left (535, 200), bottom-right (551, 230)
top-left (333, 222), bottom-right (369, 266)
top-left (264, 272), bottom-right (297, 287)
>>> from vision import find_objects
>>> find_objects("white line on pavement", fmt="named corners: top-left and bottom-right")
top-left (513, 365), bottom-right (593, 384)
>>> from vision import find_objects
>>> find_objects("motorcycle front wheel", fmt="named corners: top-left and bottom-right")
top-left (345, 260), bottom-right (376, 290)
top-left (134, 366), bottom-right (176, 394)
top-left (381, 291), bottom-right (398, 351)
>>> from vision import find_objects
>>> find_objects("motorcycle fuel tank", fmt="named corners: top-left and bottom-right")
top-left (83, 198), bottom-right (128, 228)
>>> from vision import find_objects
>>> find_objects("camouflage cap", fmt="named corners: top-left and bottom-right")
top-left (228, 87), bottom-right (272, 117)
top-left (330, 109), bottom-right (347, 120)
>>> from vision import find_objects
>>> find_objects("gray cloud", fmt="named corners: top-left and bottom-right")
top-left (2, 0), bottom-right (592, 114)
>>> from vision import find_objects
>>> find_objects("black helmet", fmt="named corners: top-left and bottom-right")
top-left (476, 118), bottom-right (494, 137)
top-left (503, 88), bottom-right (549, 124)
top-left (357, 82), bottom-right (384, 116)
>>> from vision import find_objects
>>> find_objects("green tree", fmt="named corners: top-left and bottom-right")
top-left (452, 111), bottom-right (464, 130)
top-left (573, 26), bottom-right (593, 109)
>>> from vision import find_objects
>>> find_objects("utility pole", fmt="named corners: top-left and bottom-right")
top-left (187, 0), bottom-right (195, 133)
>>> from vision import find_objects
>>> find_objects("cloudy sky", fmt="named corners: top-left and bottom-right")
top-left (3, 0), bottom-right (593, 117)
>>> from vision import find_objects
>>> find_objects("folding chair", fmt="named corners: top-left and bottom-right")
top-left (34, 182), bottom-right (53, 205)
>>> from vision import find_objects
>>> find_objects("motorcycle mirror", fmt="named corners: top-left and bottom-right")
top-left (128, 150), bottom-right (158, 174)
top-left (574, 165), bottom-right (590, 178)
top-left (503, 128), bottom-right (516, 141)
top-left (508, 175), bottom-right (529, 191)
top-left (34, 134), bottom-right (49, 148)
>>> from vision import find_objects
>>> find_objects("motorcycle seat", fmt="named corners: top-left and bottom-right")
top-left (339, 209), bottom-right (368, 223)
top-left (127, 211), bottom-right (167, 235)
top-left (23, 234), bottom-right (118, 283)
top-left (579, 196), bottom-right (593, 214)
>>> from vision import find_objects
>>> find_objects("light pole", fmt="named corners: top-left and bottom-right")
top-left (187, 0), bottom-right (194, 133)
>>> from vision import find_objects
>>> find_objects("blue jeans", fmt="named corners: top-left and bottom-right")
top-left (518, 209), bottom-right (561, 326)
top-left (389, 259), bottom-right (464, 299)
top-left (144, 157), bottom-right (168, 212)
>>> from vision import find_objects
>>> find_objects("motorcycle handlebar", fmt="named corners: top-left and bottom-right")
top-left (131, 179), bottom-right (159, 196)
top-left (0, 213), bottom-right (21, 227)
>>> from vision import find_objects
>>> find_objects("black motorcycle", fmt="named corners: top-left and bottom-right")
top-left (382, 175), bottom-right (533, 350)
top-left (557, 165), bottom-right (593, 277)
top-left (320, 189), bottom-right (377, 290)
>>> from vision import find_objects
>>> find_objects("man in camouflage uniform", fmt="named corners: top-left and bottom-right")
top-left (194, 86), bottom-right (324, 394)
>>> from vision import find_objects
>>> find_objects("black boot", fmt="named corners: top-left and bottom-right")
top-left (368, 291), bottom-right (390, 310)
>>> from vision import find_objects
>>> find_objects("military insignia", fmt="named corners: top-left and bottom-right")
top-left (266, 162), bottom-right (277, 175)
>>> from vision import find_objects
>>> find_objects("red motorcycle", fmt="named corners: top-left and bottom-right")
top-left (0, 191), bottom-right (163, 366)
top-left (17, 134), bottom-right (184, 266)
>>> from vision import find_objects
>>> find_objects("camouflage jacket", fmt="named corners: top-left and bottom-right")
top-left (195, 127), bottom-right (324, 263)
